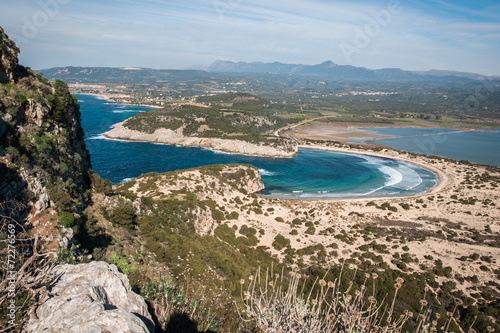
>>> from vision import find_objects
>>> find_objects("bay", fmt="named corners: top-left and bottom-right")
top-left (78, 94), bottom-right (437, 199)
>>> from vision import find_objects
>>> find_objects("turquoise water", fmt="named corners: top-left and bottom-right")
top-left (78, 94), bottom-right (437, 199)
top-left (365, 128), bottom-right (500, 167)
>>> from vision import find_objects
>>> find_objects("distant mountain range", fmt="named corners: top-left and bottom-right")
top-left (206, 60), bottom-right (497, 82)
top-left (39, 61), bottom-right (499, 84)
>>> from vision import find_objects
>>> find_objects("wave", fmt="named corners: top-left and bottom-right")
top-left (112, 109), bottom-right (139, 113)
top-left (391, 165), bottom-right (423, 190)
top-left (88, 134), bottom-right (106, 140)
top-left (121, 177), bottom-right (134, 183)
top-left (359, 154), bottom-right (387, 165)
top-left (259, 169), bottom-right (276, 176)
top-left (378, 165), bottom-right (403, 188)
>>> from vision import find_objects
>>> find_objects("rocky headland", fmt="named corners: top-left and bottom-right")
top-left (104, 120), bottom-right (298, 157)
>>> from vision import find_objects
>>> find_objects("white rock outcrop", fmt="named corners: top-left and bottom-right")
top-left (25, 261), bottom-right (154, 333)
top-left (103, 121), bottom-right (297, 158)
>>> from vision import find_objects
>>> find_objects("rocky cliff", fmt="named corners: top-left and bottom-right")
top-left (0, 26), bottom-right (92, 216)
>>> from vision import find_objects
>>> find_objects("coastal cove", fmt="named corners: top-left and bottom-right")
top-left (79, 94), bottom-right (438, 199)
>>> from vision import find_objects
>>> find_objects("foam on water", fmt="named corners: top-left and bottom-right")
top-left (112, 109), bottom-right (140, 113)
top-left (259, 169), bottom-right (276, 176)
top-left (378, 165), bottom-right (403, 188)
top-left (88, 134), bottom-right (106, 140)
top-left (391, 164), bottom-right (423, 190)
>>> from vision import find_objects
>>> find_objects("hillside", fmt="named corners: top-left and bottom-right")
top-left (0, 27), bottom-right (92, 216)
top-left (0, 26), bottom-right (95, 329)
top-left (104, 94), bottom-right (300, 157)
top-left (101, 150), bottom-right (500, 332)
top-left (40, 65), bottom-right (500, 122)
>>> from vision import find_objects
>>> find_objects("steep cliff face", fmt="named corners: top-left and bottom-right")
top-left (0, 26), bottom-right (92, 215)
top-left (0, 26), bottom-right (24, 83)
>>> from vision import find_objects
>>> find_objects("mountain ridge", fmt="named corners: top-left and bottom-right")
top-left (39, 61), bottom-right (500, 84)
top-left (207, 60), bottom-right (499, 82)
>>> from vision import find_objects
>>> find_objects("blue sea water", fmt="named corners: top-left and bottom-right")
top-left (78, 94), bottom-right (437, 199)
top-left (366, 128), bottom-right (500, 167)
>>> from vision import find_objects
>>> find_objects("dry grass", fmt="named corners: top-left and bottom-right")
top-left (236, 264), bottom-right (476, 333)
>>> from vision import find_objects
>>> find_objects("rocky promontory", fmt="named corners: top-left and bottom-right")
top-left (104, 121), bottom-right (298, 157)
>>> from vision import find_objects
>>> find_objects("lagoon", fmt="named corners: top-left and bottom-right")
top-left (366, 128), bottom-right (500, 167)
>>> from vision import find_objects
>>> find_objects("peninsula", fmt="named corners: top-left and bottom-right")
top-left (103, 94), bottom-right (300, 157)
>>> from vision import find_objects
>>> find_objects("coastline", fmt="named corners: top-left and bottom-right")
top-left (298, 144), bottom-right (448, 195)
top-left (257, 144), bottom-right (445, 203)
top-left (101, 121), bottom-right (449, 202)
top-left (74, 92), bottom-right (161, 109)
top-left (102, 121), bottom-right (298, 158)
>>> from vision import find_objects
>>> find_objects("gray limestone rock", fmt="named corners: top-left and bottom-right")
top-left (35, 190), bottom-right (50, 211)
top-left (25, 261), bottom-right (155, 333)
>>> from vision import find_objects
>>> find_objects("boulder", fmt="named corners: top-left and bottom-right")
top-left (35, 189), bottom-right (50, 211)
top-left (25, 261), bottom-right (155, 333)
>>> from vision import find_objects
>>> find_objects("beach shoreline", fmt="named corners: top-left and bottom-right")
top-left (257, 144), bottom-right (446, 203)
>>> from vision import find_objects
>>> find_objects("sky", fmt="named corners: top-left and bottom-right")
top-left (1, 0), bottom-right (499, 75)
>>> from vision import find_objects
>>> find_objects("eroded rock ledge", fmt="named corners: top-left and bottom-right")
top-left (26, 261), bottom-right (154, 333)
top-left (103, 121), bottom-right (297, 158)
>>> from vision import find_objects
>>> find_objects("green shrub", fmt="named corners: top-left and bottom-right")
top-left (92, 174), bottom-right (112, 194)
top-left (5, 147), bottom-right (20, 161)
top-left (48, 188), bottom-right (72, 211)
top-left (399, 203), bottom-right (410, 210)
top-left (253, 208), bottom-right (263, 215)
top-left (212, 209), bottom-right (225, 221)
top-left (59, 211), bottom-right (75, 228)
top-left (305, 226), bottom-right (316, 235)
top-left (226, 211), bottom-right (239, 220)
top-left (111, 202), bottom-right (136, 230)
top-left (272, 235), bottom-right (290, 251)
top-left (234, 196), bottom-right (243, 205)
top-left (470, 253), bottom-right (480, 260)
top-left (239, 225), bottom-right (257, 237)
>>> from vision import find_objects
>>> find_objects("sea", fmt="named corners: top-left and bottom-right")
top-left (78, 94), bottom-right (444, 199)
